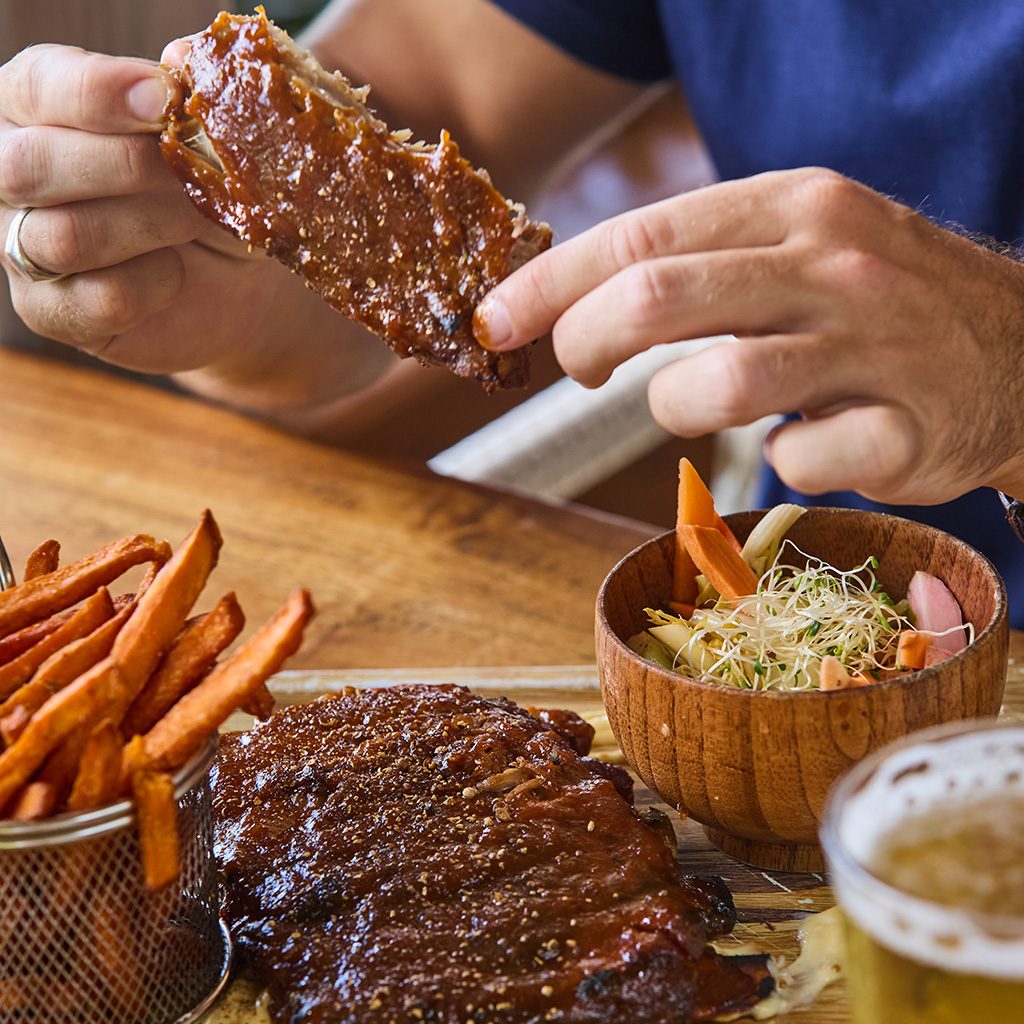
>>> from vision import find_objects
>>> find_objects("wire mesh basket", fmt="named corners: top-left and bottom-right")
top-left (0, 738), bottom-right (231, 1023)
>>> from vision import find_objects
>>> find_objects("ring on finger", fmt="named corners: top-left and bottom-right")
top-left (3, 207), bottom-right (70, 284)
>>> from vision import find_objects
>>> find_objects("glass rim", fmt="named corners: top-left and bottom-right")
top-left (821, 717), bottom-right (1024, 934)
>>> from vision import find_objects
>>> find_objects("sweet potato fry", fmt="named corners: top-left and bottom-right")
top-left (14, 780), bottom-right (58, 819)
top-left (106, 511), bottom-right (223, 719)
top-left (0, 587), bottom-right (114, 701)
top-left (143, 588), bottom-right (313, 771)
top-left (242, 682), bottom-right (275, 720)
top-left (135, 561), bottom-right (160, 597)
top-left (0, 980), bottom-right (27, 1017)
top-left (0, 604), bottom-right (133, 746)
top-left (36, 736), bottom-right (83, 809)
top-left (9, 780), bottom-right (58, 820)
top-left (0, 514), bottom-right (224, 809)
top-left (121, 734), bottom-right (147, 779)
top-left (67, 720), bottom-right (123, 812)
top-left (131, 769), bottom-right (180, 890)
top-left (23, 540), bottom-right (59, 581)
top-left (0, 583), bottom-right (126, 667)
top-left (90, 888), bottom-right (148, 1014)
top-left (122, 591), bottom-right (244, 737)
top-left (0, 610), bottom-right (72, 666)
top-left (0, 660), bottom-right (125, 811)
top-left (0, 533), bottom-right (170, 640)
top-left (0, 705), bottom-right (29, 747)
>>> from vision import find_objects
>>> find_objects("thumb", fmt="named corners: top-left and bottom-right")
top-left (160, 36), bottom-right (196, 70)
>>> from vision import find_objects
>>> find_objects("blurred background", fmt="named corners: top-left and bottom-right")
top-left (1, 1), bottom-right (767, 525)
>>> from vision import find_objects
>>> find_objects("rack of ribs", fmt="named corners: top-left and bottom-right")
top-left (160, 10), bottom-right (549, 392)
top-left (213, 684), bottom-right (772, 1023)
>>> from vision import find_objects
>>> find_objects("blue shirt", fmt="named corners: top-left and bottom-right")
top-left (493, 0), bottom-right (1024, 624)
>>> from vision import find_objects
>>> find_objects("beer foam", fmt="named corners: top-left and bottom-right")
top-left (825, 725), bottom-right (1024, 979)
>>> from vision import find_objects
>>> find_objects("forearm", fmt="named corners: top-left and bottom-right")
top-left (172, 251), bottom-right (395, 418)
top-left (301, 0), bottom-right (654, 200)
top-left (174, 246), bottom-right (566, 453)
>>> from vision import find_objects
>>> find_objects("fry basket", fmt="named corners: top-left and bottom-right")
top-left (0, 738), bottom-right (231, 1023)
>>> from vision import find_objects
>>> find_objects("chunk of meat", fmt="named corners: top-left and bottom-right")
top-left (213, 684), bottom-right (772, 1023)
top-left (161, 10), bottom-right (550, 391)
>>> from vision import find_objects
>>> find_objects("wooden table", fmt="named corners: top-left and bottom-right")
top-left (3, 348), bottom-right (1021, 1022)
top-left (0, 349), bottom-right (652, 668)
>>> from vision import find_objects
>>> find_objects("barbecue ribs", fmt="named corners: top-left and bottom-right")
top-left (213, 685), bottom-right (772, 1023)
top-left (160, 10), bottom-right (549, 391)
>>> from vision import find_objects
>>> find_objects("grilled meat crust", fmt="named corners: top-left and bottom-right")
top-left (160, 9), bottom-right (548, 391)
top-left (212, 685), bottom-right (772, 1023)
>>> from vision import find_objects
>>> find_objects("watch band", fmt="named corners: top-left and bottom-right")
top-left (999, 491), bottom-right (1024, 543)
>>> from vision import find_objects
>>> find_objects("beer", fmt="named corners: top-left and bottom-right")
top-left (821, 722), bottom-right (1024, 1024)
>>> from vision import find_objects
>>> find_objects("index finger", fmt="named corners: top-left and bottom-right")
top-left (473, 172), bottom-right (796, 352)
top-left (0, 45), bottom-right (179, 133)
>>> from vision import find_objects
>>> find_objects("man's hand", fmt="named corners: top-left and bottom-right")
top-left (475, 168), bottom-right (1024, 505)
top-left (0, 45), bottom-right (253, 369)
top-left (0, 43), bottom-right (393, 412)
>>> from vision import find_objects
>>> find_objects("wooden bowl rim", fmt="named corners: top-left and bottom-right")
top-left (596, 507), bottom-right (1008, 702)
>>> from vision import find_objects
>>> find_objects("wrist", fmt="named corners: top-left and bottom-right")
top-left (173, 263), bottom-right (393, 418)
top-left (987, 457), bottom-right (1024, 505)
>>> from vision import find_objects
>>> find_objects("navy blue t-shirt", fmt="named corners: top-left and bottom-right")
top-left (493, 0), bottom-right (1024, 623)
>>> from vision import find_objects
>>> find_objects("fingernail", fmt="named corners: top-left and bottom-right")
top-left (473, 295), bottom-right (513, 351)
top-left (127, 76), bottom-right (173, 125)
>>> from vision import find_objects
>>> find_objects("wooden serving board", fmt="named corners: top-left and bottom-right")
top-left (227, 660), bottom-right (1024, 1023)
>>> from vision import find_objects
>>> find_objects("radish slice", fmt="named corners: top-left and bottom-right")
top-left (907, 571), bottom-right (968, 656)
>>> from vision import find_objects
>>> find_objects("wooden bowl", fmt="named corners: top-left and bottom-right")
top-left (596, 508), bottom-right (1008, 871)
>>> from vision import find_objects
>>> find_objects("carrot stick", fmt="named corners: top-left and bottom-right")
top-left (897, 630), bottom-right (933, 670)
top-left (674, 460), bottom-right (705, 603)
top-left (667, 601), bottom-right (696, 618)
top-left (715, 515), bottom-right (742, 552)
top-left (23, 540), bottom-right (60, 582)
top-left (673, 458), bottom-right (742, 604)
top-left (680, 458), bottom-right (717, 529)
top-left (680, 525), bottom-right (759, 601)
top-left (679, 458), bottom-right (741, 548)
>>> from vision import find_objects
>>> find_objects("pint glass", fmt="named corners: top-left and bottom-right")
top-left (821, 721), bottom-right (1024, 1024)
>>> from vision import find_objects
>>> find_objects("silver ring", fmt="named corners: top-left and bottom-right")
top-left (3, 206), bottom-right (69, 283)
